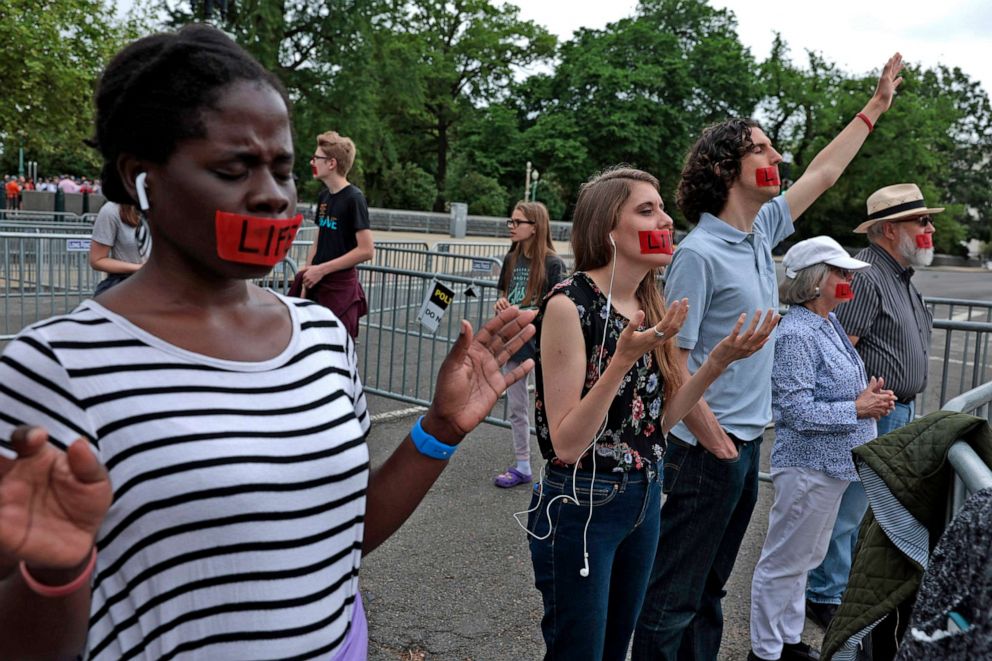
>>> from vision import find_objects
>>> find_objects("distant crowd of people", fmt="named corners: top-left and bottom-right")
top-left (2, 174), bottom-right (102, 209)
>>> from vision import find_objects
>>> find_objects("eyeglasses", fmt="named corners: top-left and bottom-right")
top-left (506, 219), bottom-right (536, 228)
top-left (892, 215), bottom-right (934, 228)
top-left (310, 155), bottom-right (333, 162)
top-left (829, 266), bottom-right (854, 279)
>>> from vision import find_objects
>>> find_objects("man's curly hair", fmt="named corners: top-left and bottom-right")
top-left (677, 118), bottom-right (762, 223)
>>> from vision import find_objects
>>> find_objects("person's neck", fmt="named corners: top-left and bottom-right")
top-left (585, 260), bottom-right (646, 311)
top-left (717, 189), bottom-right (766, 232)
top-left (322, 175), bottom-right (349, 195)
top-left (875, 238), bottom-right (910, 268)
top-left (519, 238), bottom-right (535, 259)
top-left (803, 298), bottom-right (833, 319)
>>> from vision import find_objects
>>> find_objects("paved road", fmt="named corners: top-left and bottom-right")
top-left (361, 397), bottom-right (823, 661)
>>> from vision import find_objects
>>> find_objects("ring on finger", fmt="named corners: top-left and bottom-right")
top-left (654, 329), bottom-right (665, 339)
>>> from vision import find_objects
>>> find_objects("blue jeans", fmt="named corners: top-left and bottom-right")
top-left (807, 401), bottom-right (915, 604)
top-left (633, 433), bottom-right (762, 661)
top-left (528, 464), bottom-right (661, 661)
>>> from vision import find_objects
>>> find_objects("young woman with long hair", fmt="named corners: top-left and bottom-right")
top-left (492, 201), bottom-right (566, 488)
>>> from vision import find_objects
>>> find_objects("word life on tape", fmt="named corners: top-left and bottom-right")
top-left (755, 167), bottom-right (781, 187)
top-left (835, 282), bottom-right (854, 300)
top-left (215, 211), bottom-right (303, 267)
top-left (638, 229), bottom-right (674, 255)
top-left (417, 280), bottom-right (456, 333)
top-left (915, 233), bottom-right (934, 249)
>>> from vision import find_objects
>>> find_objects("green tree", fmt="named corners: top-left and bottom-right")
top-left (512, 0), bottom-right (760, 221)
top-left (0, 0), bottom-right (141, 177)
top-left (163, 0), bottom-right (393, 201)
top-left (380, 161), bottom-right (436, 211)
top-left (445, 155), bottom-right (510, 216)
top-left (379, 0), bottom-right (555, 209)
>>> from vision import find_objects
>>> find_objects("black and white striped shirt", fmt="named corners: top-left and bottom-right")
top-left (835, 244), bottom-right (933, 402)
top-left (0, 295), bottom-right (370, 659)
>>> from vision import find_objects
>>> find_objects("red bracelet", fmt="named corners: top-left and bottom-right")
top-left (856, 112), bottom-right (874, 133)
top-left (19, 548), bottom-right (97, 598)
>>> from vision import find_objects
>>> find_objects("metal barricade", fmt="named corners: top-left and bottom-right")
top-left (926, 297), bottom-right (992, 324)
top-left (0, 232), bottom-right (102, 339)
top-left (0, 220), bottom-right (93, 234)
top-left (941, 382), bottom-right (992, 521)
top-left (375, 247), bottom-right (501, 279)
top-left (919, 319), bottom-right (992, 415)
top-left (433, 241), bottom-right (510, 260)
top-left (355, 264), bottom-right (514, 428)
top-left (0, 210), bottom-right (92, 224)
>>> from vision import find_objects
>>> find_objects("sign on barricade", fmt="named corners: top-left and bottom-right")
top-left (416, 279), bottom-right (455, 332)
top-left (471, 258), bottom-right (493, 273)
top-left (66, 238), bottom-right (91, 252)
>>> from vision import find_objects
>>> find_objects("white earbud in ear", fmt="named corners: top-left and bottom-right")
top-left (608, 233), bottom-right (616, 249)
top-left (135, 172), bottom-right (150, 211)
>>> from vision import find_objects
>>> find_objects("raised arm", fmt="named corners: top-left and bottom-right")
top-left (784, 53), bottom-right (904, 220)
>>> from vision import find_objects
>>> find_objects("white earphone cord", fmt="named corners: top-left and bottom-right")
top-left (514, 236), bottom-right (618, 579)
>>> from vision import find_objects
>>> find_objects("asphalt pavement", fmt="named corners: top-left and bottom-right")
top-left (360, 396), bottom-right (821, 661)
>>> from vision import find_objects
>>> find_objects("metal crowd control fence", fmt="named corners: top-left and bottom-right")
top-left (0, 210), bottom-right (94, 224)
top-left (432, 241), bottom-right (576, 270)
top-left (1, 232), bottom-right (103, 339)
top-left (941, 382), bottom-right (992, 521)
top-left (355, 264), bottom-right (514, 428)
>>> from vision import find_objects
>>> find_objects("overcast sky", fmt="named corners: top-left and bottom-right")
top-left (513, 0), bottom-right (990, 96)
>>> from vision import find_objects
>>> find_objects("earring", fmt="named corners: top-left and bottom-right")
top-left (813, 286), bottom-right (821, 298)
top-left (135, 172), bottom-right (150, 211)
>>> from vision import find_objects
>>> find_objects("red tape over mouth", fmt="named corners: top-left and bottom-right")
top-left (835, 282), bottom-right (854, 300)
top-left (638, 229), bottom-right (674, 255)
top-left (215, 211), bottom-right (303, 266)
top-left (756, 167), bottom-right (780, 187)
top-left (915, 233), bottom-right (934, 249)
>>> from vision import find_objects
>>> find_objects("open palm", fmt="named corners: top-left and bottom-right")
top-left (426, 307), bottom-right (537, 441)
top-left (0, 428), bottom-right (112, 569)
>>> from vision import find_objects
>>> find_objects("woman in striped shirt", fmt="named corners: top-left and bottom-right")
top-left (0, 25), bottom-right (535, 660)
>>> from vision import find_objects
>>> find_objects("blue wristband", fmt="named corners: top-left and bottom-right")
top-left (410, 415), bottom-right (458, 460)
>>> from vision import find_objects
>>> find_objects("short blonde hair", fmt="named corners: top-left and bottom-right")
top-left (316, 131), bottom-right (356, 176)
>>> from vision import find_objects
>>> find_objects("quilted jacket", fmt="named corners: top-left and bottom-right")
top-left (821, 411), bottom-right (992, 660)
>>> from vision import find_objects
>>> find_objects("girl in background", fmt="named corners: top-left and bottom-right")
top-left (89, 201), bottom-right (149, 295)
top-left (493, 201), bottom-right (566, 488)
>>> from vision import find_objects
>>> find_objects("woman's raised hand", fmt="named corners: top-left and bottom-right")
top-left (423, 307), bottom-right (537, 444)
top-left (614, 298), bottom-right (689, 367)
top-left (709, 309), bottom-right (780, 369)
top-left (0, 427), bottom-right (112, 569)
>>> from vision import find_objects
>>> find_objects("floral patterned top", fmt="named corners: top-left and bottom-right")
top-left (534, 272), bottom-right (667, 472)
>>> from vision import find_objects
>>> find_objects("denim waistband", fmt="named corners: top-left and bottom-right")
top-left (545, 463), bottom-right (658, 484)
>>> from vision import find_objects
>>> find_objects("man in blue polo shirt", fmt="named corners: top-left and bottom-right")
top-left (633, 53), bottom-right (906, 661)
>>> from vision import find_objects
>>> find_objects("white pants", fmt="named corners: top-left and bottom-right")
top-left (505, 359), bottom-right (531, 464)
top-left (750, 466), bottom-right (849, 659)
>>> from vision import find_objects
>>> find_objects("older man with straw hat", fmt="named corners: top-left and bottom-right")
top-left (805, 183), bottom-right (943, 630)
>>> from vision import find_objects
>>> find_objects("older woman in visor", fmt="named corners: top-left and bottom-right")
top-left (748, 236), bottom-right (896, 661)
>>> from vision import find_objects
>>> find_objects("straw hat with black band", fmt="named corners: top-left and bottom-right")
top-left (853, 183), bottom-right (944, 234)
